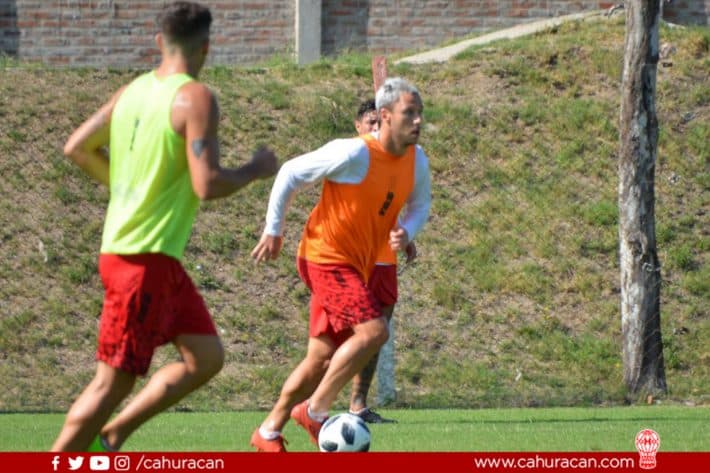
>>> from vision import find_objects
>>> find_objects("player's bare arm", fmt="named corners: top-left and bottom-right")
top-left (63, 86), bottom-right (126, 186)
top-left (179, 82), bottom-right (277, 200)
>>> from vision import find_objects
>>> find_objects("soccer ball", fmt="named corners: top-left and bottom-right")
top-left (318, 413), bottom-right (371, 452)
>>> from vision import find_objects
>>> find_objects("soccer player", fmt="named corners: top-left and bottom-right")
top-left (350, 98), bottom-right (418, 424)
top-left (354, 99), bottom-right (379, 136)
top-left (51, 1), bottom-right (277, 452)
top-left (250, 77), bottom-right (431, 451)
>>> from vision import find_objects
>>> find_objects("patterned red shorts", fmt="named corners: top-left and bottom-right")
top-left (297, 258), bottom-right (382, 347)
top-left (97, 253), bottom-right (217, 375)
top-left (369, 264), bottom-right (398, 307)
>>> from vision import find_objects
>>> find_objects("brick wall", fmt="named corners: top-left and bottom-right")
top-left (1, 1), bottom-right (708, 66)
top-left (1, 0), bottom-right (293, 66)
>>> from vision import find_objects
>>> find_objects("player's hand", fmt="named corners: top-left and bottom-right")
top-left (389, 226), bottom-right (409, 252)
top-left (251, 233), bottom-right (283, 264)
top-left (405, 241), bottom-right (417, 263)
top-left (250, 146), bottom-right (278, 179)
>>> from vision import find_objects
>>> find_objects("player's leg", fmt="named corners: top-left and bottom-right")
top-left (252, 334), bottom-right (335, 450)
top-left (349, 353), bottom-right (379, 412)
top-left (260, 335), bottom-right (335, 433)
top-left (302, 261), bottom-right (388, 415)
top-left (100, 254), bottom-right (222, 450)
top-left (282, 259), bottom-right (387, 445)
top-left (101, 333), bottom-right (224, 450)
top-left (53, 254), bottom-right (143, 452)
top-left (289, 317), bottom-right (388, 446)
top-left (349, 304), bottom-right (394, 412)
top-left (308, 315), bottom-right (389, 415)
top-left (51, 362), bottom-right (136, 451)
top-left (350, 262), bottom-right (398, 422)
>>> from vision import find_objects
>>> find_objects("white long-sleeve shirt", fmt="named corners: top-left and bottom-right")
top-left (264, 135), bottom-right (431, 243)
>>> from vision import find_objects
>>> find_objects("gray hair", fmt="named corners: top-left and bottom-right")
top-left (375, 77), bottom-right (420, 111)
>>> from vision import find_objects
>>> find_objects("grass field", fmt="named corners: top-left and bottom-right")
top-left (1, 406), bottom-right (707, 452)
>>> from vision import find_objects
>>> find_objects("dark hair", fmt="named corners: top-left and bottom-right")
top-left (157, 2), bottom-right (212, 53)
top-left (356, 99), bottom-right (376, 120)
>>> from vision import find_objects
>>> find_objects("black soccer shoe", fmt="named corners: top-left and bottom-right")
top-left (355, 408), bottom-right (397, 424)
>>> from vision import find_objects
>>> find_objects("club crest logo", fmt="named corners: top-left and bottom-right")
top-left (635, 429), bottom-right (660, 469)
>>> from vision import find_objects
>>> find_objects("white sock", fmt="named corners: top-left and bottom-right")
top-left (349, 407), bottom-right (367, 415)
top-left (307, 405), bottom-right (329, 422)
top-left (258, 426), bottom-right (281, 440)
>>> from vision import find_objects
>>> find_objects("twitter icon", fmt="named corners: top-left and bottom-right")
top-left (68, 456), bottom-right (84, 470)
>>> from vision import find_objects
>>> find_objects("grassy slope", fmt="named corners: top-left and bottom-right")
top-left (0, 17), bottom-right (707, 412)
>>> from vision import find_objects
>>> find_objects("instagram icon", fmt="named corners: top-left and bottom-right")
top-left (114, 455), bottom-right (131, 471)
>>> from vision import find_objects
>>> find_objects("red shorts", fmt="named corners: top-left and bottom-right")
top-left (369, 264), bottom-right (398, 306)
top-left (297, 258), bottom-right (382, 347)
top-left (97, 253), bottom-right (217, 376)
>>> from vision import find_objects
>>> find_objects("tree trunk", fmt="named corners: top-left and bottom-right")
top-left (618, 0), bottom-right (667, 396)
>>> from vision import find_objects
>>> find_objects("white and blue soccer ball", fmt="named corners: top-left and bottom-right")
top-left (318, 413), bottom-right (371, 452)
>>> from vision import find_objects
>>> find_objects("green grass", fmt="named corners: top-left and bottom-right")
top-left (0, 17), bottom-right (708, 413)
top-left (1, 407), bottom-right (707, 451)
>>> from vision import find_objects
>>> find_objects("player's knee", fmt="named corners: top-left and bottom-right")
top-left (303, 353), bottom-right (330, 377)
top-left (91, 367), bottom-right (135, 398)
top-left (376, 328), bottom-right (389, 348)
top-left (203, 343), bottom-right (225, 377)
top-left (64, 409), bottom-right (88, 428)
top-left (369, 318), bottom-right (389, 348)
top-left (191, 340), bottom-right (224, 379)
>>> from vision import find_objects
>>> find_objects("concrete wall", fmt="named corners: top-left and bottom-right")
top-left (1, 0), bottom-right (708, 66)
